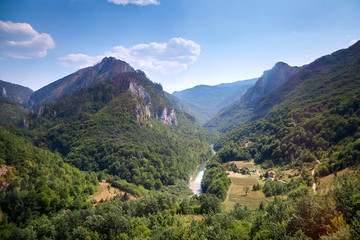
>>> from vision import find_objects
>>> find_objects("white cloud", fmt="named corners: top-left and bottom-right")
top-left (108, 0), bottom-right (159, 6)
top-left (0, 20), bottom-right (54, 59)
top-left (59, 54), bottom-right (104, 69)
top-left (60, 38), bottom-right (201, 74)
top-left (350, 39), bottom-right (358, 45)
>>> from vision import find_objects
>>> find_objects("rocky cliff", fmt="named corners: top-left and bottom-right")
top-left (31, 57), bottom-right (177, 126)
top-left (241, 62), bottom-right (300, 107)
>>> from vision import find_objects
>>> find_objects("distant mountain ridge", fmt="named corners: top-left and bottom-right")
top-left (172, 78), bottom-right (258, 122)
top-left (205, 62), bottom-right (300, 133)
top-left (29, 57), bottom-right (135, 108)
top-left (0, 80), bottom-right (33, 105)
top-left (164, 92), bottom-right (208, 124)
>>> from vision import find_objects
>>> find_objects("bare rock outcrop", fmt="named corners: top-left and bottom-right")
top-left (157, 107), bottom-right (177, 125)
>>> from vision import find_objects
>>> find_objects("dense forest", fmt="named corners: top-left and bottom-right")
top-left (216, 41), bottom-right (360, 175)
top-left (1, 42), bottom-right (360, 239)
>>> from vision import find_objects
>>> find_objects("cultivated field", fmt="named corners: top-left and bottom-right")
top-left (223, 161), bottom-right (272, 211)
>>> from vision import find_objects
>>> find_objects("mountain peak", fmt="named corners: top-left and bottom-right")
top-left (94, 57), bottom-right (135, 74)
top-left (274, 61), bottom-right (290, 68)
top-left (29, 57), bottom-right (136, 108)
top-left (100, 56), bottom-right (126, 66)
top-left (241, 62), bottom-right (300, 107)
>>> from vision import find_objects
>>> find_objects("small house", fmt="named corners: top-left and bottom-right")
top-left (269, 171), bottom-right (275, 179)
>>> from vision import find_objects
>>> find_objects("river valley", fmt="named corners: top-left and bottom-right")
top-left (189, 145), bottom-right (216, 195)
top-left (189, 162), bottom-right (207, 195)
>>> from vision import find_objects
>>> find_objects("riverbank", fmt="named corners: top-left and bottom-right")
top-left (189, 145), bottom-right (216, 195)
top-left (189, 162), bottom-right (207, 195)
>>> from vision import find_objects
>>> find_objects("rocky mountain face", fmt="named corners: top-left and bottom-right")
top-left (172, 78), bottom-right (257, 121)
top-left (28, 57), bottom-right (178, 126)
top-left (128, 79), bottom-right (177, 125)
top-left (29, 57), bottom-right (136, 108)
top-left (205, 62), bottom-right (300, 133)
top-left (241, 62), bottom-right (300, 107)
top-left (0, 80), bottom-right (33, 105)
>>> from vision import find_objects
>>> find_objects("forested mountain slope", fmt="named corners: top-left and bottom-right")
top-left (0, 126), bottom-right (99, 225)
top-left (205, 62), bottom-right (300, 133)
top-left (216, 41), bottom-right (360, 173)
top-left (0, 98), bottom-right (29, 126)
top-left (172, 78), bottom-right (257, 121)
top-left (0, 57), bottom-right (214, 235)
top-left (29, 59), bottom-right (213, 190)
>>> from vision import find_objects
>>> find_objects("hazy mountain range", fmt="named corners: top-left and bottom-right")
top-left (172, 78), bottom-right (258, 123)
top-left (204, 62), bottom-right (300, 133)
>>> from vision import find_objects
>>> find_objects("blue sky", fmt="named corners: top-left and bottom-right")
top-left (0, 0), bottom-right (359, 93)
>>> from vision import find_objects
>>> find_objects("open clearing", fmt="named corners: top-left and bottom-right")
top-left (223, 161), bottom-right (271, 211)
top-left (230, 160), bottom-right (261, 170)
top-left (317, 168), bottom-right (356, 194)
top-left (91, 182), bottom-right (119, 203)
top-left (223, 174), bottom-right (271, 211)
top-left (90, 182), bottom-right (135, 205)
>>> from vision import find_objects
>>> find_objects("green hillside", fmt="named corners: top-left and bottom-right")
top-left (216, 41), bottom-right (360, 173)
top-left (0, 126), bottom-right (99, 225)
top-left (30, 71), bottom-right (213, 190)
top-left (0, 98), bottom-right (29, 126)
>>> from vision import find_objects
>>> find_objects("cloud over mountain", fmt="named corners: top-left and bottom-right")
top-left (108, 0), bottom-right (159, 6)
top-left (60, 38), bottom-right (200, 74)
top-left (0, 20), bottom-right (54, 59)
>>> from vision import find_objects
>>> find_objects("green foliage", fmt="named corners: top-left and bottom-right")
top-left (215, 42), bottom-right (360, 174)
top-left (262, 177), bottom-right (307, 197)
top-left (201, 159), bottom-right (231, 201)
top-left (0, 128), bottom-right (98, 225)
top-left (1, 171), bottom-right (360, 240)
top-left (216, 141), bottom-right (252, 163)
top-left (252, 183), bottom-right (261, 191)
top-left (0, 99), bottom-right (29, 125)
top-left (301, 169), bottom-right (314, 187)
top-left (29, 75), bottom-right (213, 191)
